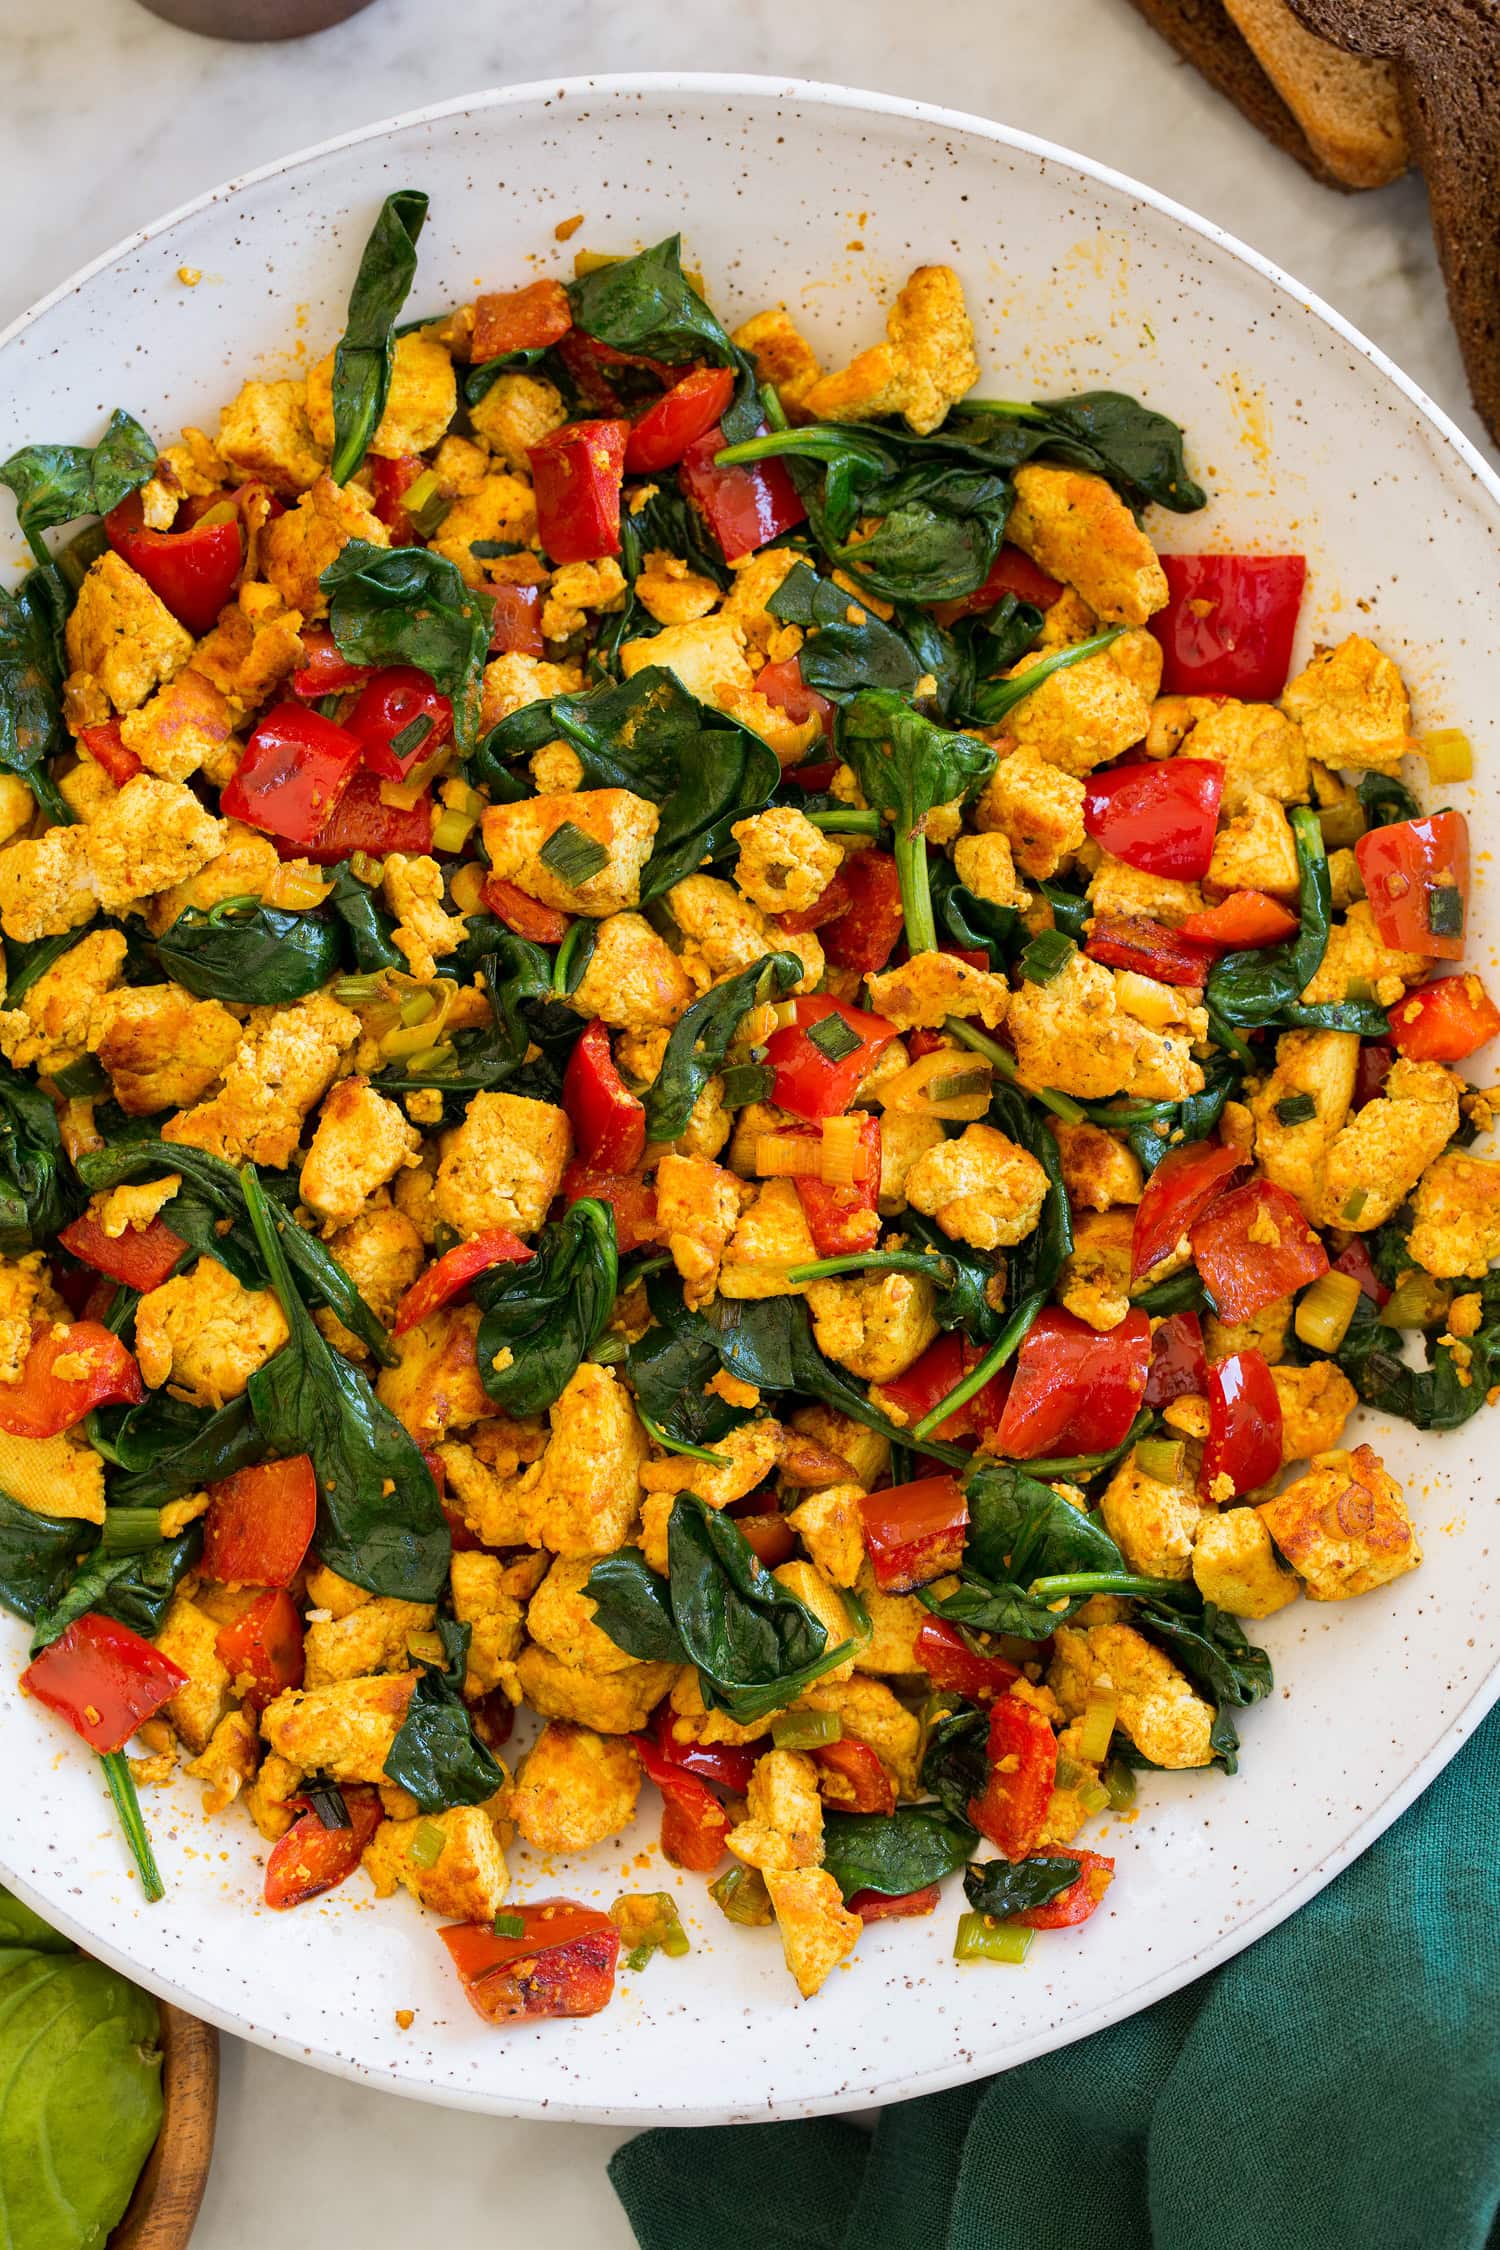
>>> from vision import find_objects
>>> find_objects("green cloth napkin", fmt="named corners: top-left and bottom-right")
top-left (611, 1706), bottom-right (1500, 2250)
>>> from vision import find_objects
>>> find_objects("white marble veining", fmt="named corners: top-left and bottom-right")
top-left (3, 6), bottom-right (1492, 2244)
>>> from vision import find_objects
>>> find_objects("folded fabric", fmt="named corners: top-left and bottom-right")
top-left (611, 1705), bottom-right (1500, 2250)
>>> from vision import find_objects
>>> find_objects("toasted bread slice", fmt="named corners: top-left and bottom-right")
top-left (1122, 0), bottom-right (1347, 184)
top-left (1224, 0), bottom-right (1408, 185)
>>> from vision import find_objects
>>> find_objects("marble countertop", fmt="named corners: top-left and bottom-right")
top-left (2, 4), bottom-right (1491, 2243)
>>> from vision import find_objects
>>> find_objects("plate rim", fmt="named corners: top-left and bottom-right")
top-left (2, 69), bottom-right (1498, 2126)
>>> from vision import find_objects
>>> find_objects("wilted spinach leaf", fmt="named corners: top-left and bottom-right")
top-left (1336, 1293), bottom-right (1500, 1432)
top-left (991, 390), bottom-right (1206, 512)
top-left (899, 1213), bottom-right (1004, 1343)
top-left (964, 1460), bottom-right (1124, 1586)
top-left (153, 902), bottom-right (340, 1004)
top-left (626, 1272), bottom-right (753, 1453)
top-left (583, 1547), bottom-right (688, 1664)
top-left (325, 862), bottom-right (403, 972)
top-left (962, 1854), bottom-right (1083, 1918)
top-left (0, 1489), bottom-right (96, 1624)
top-left (920, 1701), bottom-right (988, 1825)
top-left (383, 1616), bottom-right (504, 1812)
top-left (322, 540), bottom-right (492, 752)
top-left (0, 408), bottom-right (156, 565)
top-left (765, 560), bottom-right (927, 700)
top-left (0, 1063), bottom-right (76, 1252)
top-left (668, 1495), bottom-right (867, 1722)
top-left (1207, 806), bottom-right (1387, 1035)
top-left (92, 1393), bottom-right (263, 1510)
top-left (987, 1082), bottom-right (1072, 1300)
top-left (0, 567), bottom-right (75, 824)
top-left (29, 1528), bottom-right (201, 1653)
top-left (642, 950), bottom-right (802, 1143)
top-left (838, 691), bottom-right (994, 951)
top-left (329, 190), bottom-right (428, 485)
top-left (820, 1805), bottom-right (976, 1901)
top-left (473, 1197), bottom-right (617, 1417)
top-left (567, 235), bottom-right (758, 442)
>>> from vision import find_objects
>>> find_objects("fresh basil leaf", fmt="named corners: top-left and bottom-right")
top-left (329, 191), bottom-right (428, 485)
top-left (382, 1616), bottom-right (504, 1813)
top-left (0, 408), bottom-right (156, 566)
top-left (964, 1461), bottom-right (1124, 1586)
top-left (962, 1853), bottom-right (1083, 1918)
top-left (29, 1529), bottom-right (200, 1653)
top-left (153, 903), bottom-right (340, 1003)
top-left (668, 1495), bottom-right (866, 1723)
top-left (473, 1196), bottom-right (617, 1417)
top-left (584, 1547), bottom-right (688, 1664)
top-left (0, 1061), bottom-right (76, 1252)
top-left (0, 1884), bottom-right (73, 1950)
top-left (641, 950), bottom-right (802, 1142)
top-left (821, 1805), bottom-right (977, 1902)
top-left (0, 1489), bottom-right (97, 1624)
top-left (322, 540), bottom-right (491, 752)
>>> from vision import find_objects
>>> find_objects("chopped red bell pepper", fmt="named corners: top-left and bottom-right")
top-left (1149, 554), bottom-right (1306, 700)
top-left (78, 719), bottom-right (143, 787)
top-left (265, 1785), bottom-right (383, 1910)
top-left (1387, 974), bottom-right (1500, 1064)
top-left (820, 852), bottom-right (905, 975)
top-left (1011, 1848), bottom-right (1116, 1928)
top-left (1331, 1236), bottom-right (1390, 1307)
top-left (1352, 1041), bottom-right (1394, 1110)
top-left (1176, 890), bottom-right (1299, 950)
top-left (488, 582), bottom-right (545, 659)
top-left (913, 1615), bottom-right (1021, 1702)
top-left (1082, 759), bottom-right (1224, 881)
top-left (783, 759), bottom-right (840, 793)
top-left (1354, 811), bottom-right (1469, 961)
top-left (563, 1019), bottom-right (647, 1171)
top-left (369, 450), bottom-right (425, 542)
top-left (57, 1210), bottom-right (186, 1293)
top-left (624, 366), bottom-right (737, 473)
top-left (529, 418), bottom-right (630, 565)
top-left (633, 1735), bottom-right (730, 1873)
top-left (1203, 1348), bottom-right (1283, 1498)
top-left (289, 628), bottom-right (375, 701)
top-left (779, 864), bottom-right (854, 935)
top-left (1131, 1138), bottom-right (1246, 1281)
top-left (754, 657), bottom-right (835, 743)
top-left (0, 1321), bottom-right (143, 1439)
top-left (1143, 1310), bottom-right (1208, 1409)
top-left (557, 1161), bottom-right (658, 1252)
top-left (730, 1510), bottom-right (800, 1568)
top-left (679, 422), bottom-right (807, 564)
top-left (969, 1692), bottom-right (1058, 1860)
top-left (394, 1229), bottom-right (534, 1335)
top-left (930, 544), bottom-right (1063, 626)
top-left (471, 1688), bottom-right (516, 1750)
top-left (21, 1613), bottom-right (188, 1756)
top-left (440, 1903), bottom-right (621, 2025)
top-left (812, 1737), bottom-right (896, 1815)
top-left (480, 873), bottom-right (570, 943)
top-left (995, 1308), bottom-right (1152, 1461)
top-left (215, 1588), bottom-right (305, 1712)
top-left (1084, 912), bottom-right (1214, 988)
top-left (104, 488), bottom-right (242, 635)
top-left (222, 702), bottom-right (364, 847)
top-left (877, 1332), bottom-right (1010, 1446)
top-left (1191, 1178), bottom-right (1330, 1318)
top-left (848, 1883), bottom-right (942, 1921)
top-left (761, 1113), bottom-right (882, 1259)
top-left (555, 329), bottom-right (678, 413)
top-left (650, 1708), bottom-right (758, 1794)
top-left (765, 995), bottom-right (898, 1122)
top-left (860, 1473), bottom-right (969, 1593)
top-left (201, 1455), bottom-right (318, 1588)
top-left (301, 770), bottom-right (434, 864)
top-left (342, 667), bottom-right (453, 780)
top-left (472, 278), bottom-right (573, 360)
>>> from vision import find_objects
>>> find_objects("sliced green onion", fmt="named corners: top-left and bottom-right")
top-left (431, 805), bottom-right (477, 853)
top-left (1274, 1092), bottom-right (1317, 1126)
top-left (760, 379), bottom-right (790, 434)
top-left (1379, 1271), bottom-right (1451, 1332)
top-left (101, 1750), bottom-right (165, 1904)
top-left (551, 916), bottom-right (597, 997)
top-left (613, 1890), bottom-right (690, 1972)
top-left (388, 713), bottom-right (435, 763)
top-left (539, 820), bottom-right (610, 887)
top-left (1344, 975), bottom-right (1376, 1004)
top-left (1133, 1437), bottom-right (1185, 1485)
top-left (402, 468), bottom-right (450, 538)
top-left (1103, 1756), bottom-right (1136, 1811)
top-left (912, 1289), bottom-right (1045, 1441)
top-left (402, 1041), bottom-right (457, 1075)
top-left (637, 1406), bottom-right (728, 1467)
top-left (1294, 1270), bottom-right (1362, 1354)
top-left (1342, 1188), bottom-right (1368, 1222)
top-left (409, 1819), bottom-right (448, 1870)
top-left (1054, 1755), bottom-right (1084, 1790)
top-left (806, 1012), bottom-right (862, 1064)
top-left (719, 1061), bottom-right (776, 1108)
top-left (942, 1017), bottom-right (1086, 1126)
top-left (925, 1070), bottom-right (992, 1103)
top-left (1426, 883), bottom-right (1464, 937)
top-left (954, 1911), bottom-right (1033, 1964)
top-left (399, 988), bottom-right (439, 1027)
top-left (52, 1056), bottom-right (109, 1099)
top-left (589, 1332), bottom-right (628, 1366)
top-left (470, 538), bottom-right (524, 560)
top-left (98, 1506), bottom-right (167, 1556)
top-left (1077, 1780), bottom-right (1111, 1815)
top-left (492, 1910), bottom-right (526, 1937)
top-left (1019, 929), bottom-right (1076, 986)
top-left (1075, 1691), bottom-right (1120, 1765)
top-left (710, 1864), bottom-right (774, 1927)
top-left (771, 1709), bottom-right (843, 1750)
top-left (334, 971), bottom-right (389, 1002)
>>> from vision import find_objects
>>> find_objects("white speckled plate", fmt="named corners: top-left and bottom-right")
top-left (2, 76), bottom-right (1498, 2126)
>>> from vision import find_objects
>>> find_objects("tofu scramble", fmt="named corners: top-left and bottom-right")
top-left (2, 193), bottom-right (1496, 2022)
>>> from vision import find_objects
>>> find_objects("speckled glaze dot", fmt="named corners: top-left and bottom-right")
top-left (1, 74), bottom-right (1498, 2130)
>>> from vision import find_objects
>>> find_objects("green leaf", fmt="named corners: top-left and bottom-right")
top-left (667, 1495), bottom-right (866, 1723)
top-left (94, 1393), bottom-right (264, 1508)
top-left (1132, 1599), bottom-right (1272, 1775)
top-left (986, 1082), bottom-right (1073, 1301)
top-left (583, 1548), bottom-right (688, 1664)
top-left (473, 1197), bottom-right (617, 1417)
top-left (0, 568), bottom-right (75, 824)
top-left (1017, 390), bottom-right (1206, 512)
top-left (962, 1853), bottom-right (1083, 1918)
top-left (0, 408), bottom-right (156, 565)
top-left (839, 691), bottom-right (994, 952)
top-left (567, 235), bottom-right (745, 389)
top-left (1336, 1292), bottom-right (1500, 1433)
top-left (964, 1460), bottom-right (1124, 1586)
top-left (321, 540), bottom-right (492, 753)
top-left (626, 1273), bottom-right (753, 1453)
top-left (325, 862), bottom-right (404, 972)
top-left (765, 560), bottom-right (927, 701)
top-left (641, 950), bottom-right (802, 1143)
top-left (382, 1617), bottom-right (505, 1813)
top-left (0, 1489), bottom-right (97, 1625)
top-left (970, 625), bottom-right (1127, 727)
top-left (30, 1529), bottom-right (200, 1654)
top-left (0, 1886), bottom-right (72, 1952)
top-left (832, 464), bottom-right (1011, 605)
top-left (153, 902), bottom-right (341, 1003)
top-left (329, 191), bottom-right (429, 486)
top-left (820, 1805), bottom-right (977, 1901)
top-left (920, 1701), bottom-right (989, 1823)
top-left (1206, 807), bottom-right (1386, 1036)
top-left (0, 1061), bottom-right (76, 1252)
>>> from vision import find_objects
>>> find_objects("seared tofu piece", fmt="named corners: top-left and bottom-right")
top-left (730, 807), bottom-right (843, 916)
top-left (433, 1089), bottom-right (572, 1239)
top-left (904, 1121), bottom-right (1049, 1252)
top-left (0, 828), bottom-right (99, 944)
top-left (719, 1179), bottom-right (820, 1301)
top-left (216, 376), bottom-right (327, 496)
top-left (260, 476), bottom-right (387, 619)
top-left (1317, 1058), bottom-right (1459, 1232)
top-left (763, 1867), bottom-right (861, 1998)
top-left (1008, 952), bottom-right (1204, 1102)
top-left (1007, 462), bottom-right (1169, 624)
top-left (974, 747), bottom-right (1086, 880)
top-left (566, 910), bottom-right (695, 1031)
top-left (727, 1747), bottom-right (824, 1873)
top-left (801, 265), bottom-right (979, 436)
top-left (363, 1803), bottom-right (510, 1922)
top-left (162, 991), bottom-right (360, 1168)
top-left (1258, 1443), bottom-right (1420, 1600)
top-left (526, 1555), bottom-right (638, 1677)
top-left (865, 952), bottom-right (1010, 1033)
top-left (789, 1484), bottom-right (868, 1590)
top-left (1408, 1150), bottom-right (1500, 1279)
top-left (299, 1077), bottom-right (420, 1228)
top-left (1048, 1119), bottom-right (1144, 1211)
top-left (505, 1721), bottom-right (641, 1851)
top-left (134, 1256), bottom-right (289, 1409)
top-left (261, 1671), bottom-right (418, 1782)
top-left (1272, 1362), bottom-right (1358, 1461)
top-left (533, 1363), bottom-right (648, 1555)
top-left (86, 775), bottom-right (227, 916)
top-left (305, 331), bottom-right (456, 459)
top-left (1100, 1443), bottom-right (1205, 1581)
top-left (302, 1597), bottom-right (434, 1687)
top-left (0, 929), bottom-right (126, 1073)
top-left (64, 551), bottom-right (195, 715)
top-left (480, 790), bottom-right (659, 917)
top-left (449, 1549), bottom-right (527, 1696)
top-left (999, 629), bottom-right (1161, 778)
top-left (808, 1266), bottom-right (939, 1385)
top-left (1281, 634), bottom-right (1413, 775)
top-left (515, 1644), bottom-right (676, 1734)
top-left (1049, 1622), bottom-right (1214, 1768)
top-left (154, 1591), bottom-right (234, 1754)
top-left (1192, 1507), bottom-right (1299, 1619)
top-left (376, 1303), bottom-right (493, 1444)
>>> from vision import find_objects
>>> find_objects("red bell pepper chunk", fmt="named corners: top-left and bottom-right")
top-left (783, 760), bottom-right (840, 794)
top-left (1084, 912), bottom-right (1214, 988)
top-left (471, 1687), bottom-right (516, 1751)
top-left (215, 1588), bottom-right (305, 1712)
top-left (529, 418), bottom-right (630, 565)
top-left (1143, 1310), bottom-right (1208, 1410)
top-left (633, 1735), bottom-right (730, 1872)
top-left (969, 1693), bottom-right (1058, 1860)
top-left (995, 1308), bottom-right (1152, 1461)
top-left (860, 1474), bottom-right (969, 1594)
top-left (1191, 1179), bottom-right (1330, 1320)
top-left (557, 1161), bottom-right (658, 1253)
top-left (1203, 1348), bottom-right (1283, 1498)
top-left (650, 1708), bottom-right (758, 1794)
top-left (21, 1612), bottom-right (188, 1756)
top-left (930, 543), bottom-right (1063, 626)
top-left (754, 657), bottom-right (835, 743)
top-left (679, 422), bottom-right (807, 564)
top-left (201, 1454), bottom-right (318, 1589)
top-left (1011, 1848), bottom-right (1116, 1929)
top-left (914, 1615), bottom-right (1020, 1702)
top-left (222, 701), bottom-right (364, 847)
top-left (847, 1883), bottom-right (942, 1921)
top-left (761, 1114), bottom-right (881, 1259)
top-left (1082, 759), bottom-right (1224, 882)
top-left (820, 852), bottom-right (905, 975)
top-left (1352, 1041), bottom-right (1394, 1110)
top-left (265, 1786), bottom-right (384, 1910)
top-left (301, 771), bottom-right (434, 864)
top-left (1354, 811), bottom-right (1469, 961)
top-left (0, 1321), bottom-right (143, 1439)
top-left (289, 627), bottom-right (375, 701)
top-left (58, 1209), bottom-right (186, 1293)
top-left (554, 329), bottom-right (677, 413)
top-left (394, 1228), bottom-right (534, 1336)
top-left (368, 451), bottom-right (425, 542)
top-left (779, 864), bottom-right (854, 935)
top-left (472, 277), bottom-right (573, 360)
top-left (563, 1019), bottom-right (648, 1172)
top-left (1388, 974), bottom-right (1500, 1064)
top-left (342, 667), bottom-right (454, 779)
top-left (78, 719), bottom-right (143, 787)
top-left (765, 995), bottom-right (898, 1123)
top-left (104, 489), bottom-right (243, 635)
top-left (812, 1737), bottom-right (897, 1815)
top-left (725, 1501), bottom-right (801, 1570)
top-left (488, 581), bottom-right (545, 659)
top-left (440, 1903), bottom-right (621, 2025)
top-left (1332, 1236), bottom-right (1390, 1308)
top-left (1131, 1138), bottom-right (1246, 1281)
top-left (877, 1332), bottom-right (1010, 1446)
top-left (1176, 889), bottom-right (1299, 950)
top-left (480, 873), bottom-right (570, 943)
top-left (1149, 554), bottom-right (1306, 700)
top-left (624, 366), bottom-right (737, 474)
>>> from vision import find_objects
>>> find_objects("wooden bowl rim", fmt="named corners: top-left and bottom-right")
top-left (108, 1999), bottom-right (219, 2250)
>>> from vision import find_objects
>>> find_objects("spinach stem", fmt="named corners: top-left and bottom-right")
top-left (637, 1406), bottom-right (729, 1468)
top-left (943, 1018), bottom-right (1086, 1126)
top-left (973, 627), bottom-right (1127, 726)
top-left (101, 1751), bottom-right (165, 1903)
top-left (786, 1250), bottom-right (955, 1287)
top-left (895, 827), bottom-right (938, 957)
top-left (1023, 1407), bottom-right (1155, 1478)
top-left (912, 1290), bottom-right (1045, 1440)
top-left (805, 809), bottom-right (880, 835)
top-left (1027, 1569), bottom-right (1189, 1603)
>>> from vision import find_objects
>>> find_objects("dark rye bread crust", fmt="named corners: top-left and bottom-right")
top-left (1288, 0), bottom-right (1500, 443)
top-left (1122, 0), bottom-right (1353, 186)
